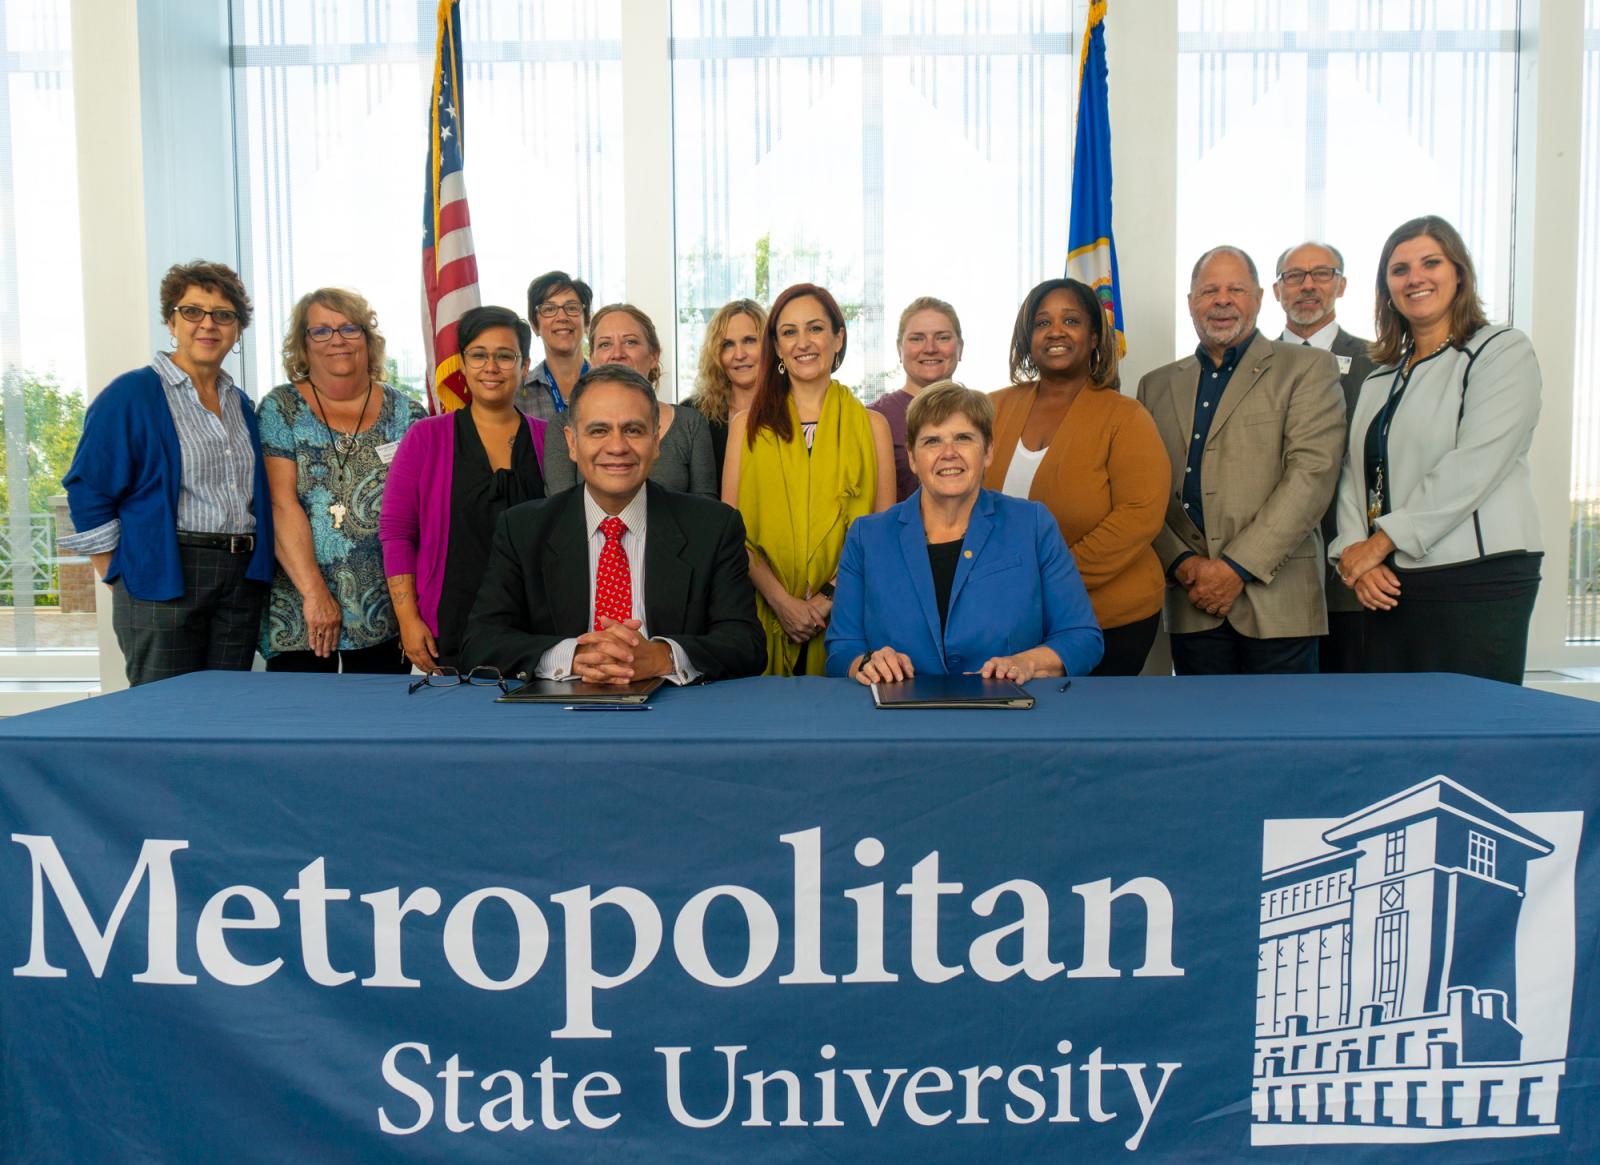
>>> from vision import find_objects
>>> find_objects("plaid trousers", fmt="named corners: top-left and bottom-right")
top-left (111, 544), bottom-right (267, 687)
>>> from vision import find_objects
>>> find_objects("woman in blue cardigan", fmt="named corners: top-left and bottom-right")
top-left (826, 382), bottom-right (1103, 684)
top-left (61, 261), bottom-right (274, 686)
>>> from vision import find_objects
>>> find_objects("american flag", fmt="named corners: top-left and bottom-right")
top-left (421, 0), bottom-right (480, 414)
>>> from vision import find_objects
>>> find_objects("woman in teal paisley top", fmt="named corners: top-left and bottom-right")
top-left (257, 288), bottom-right (424, 671)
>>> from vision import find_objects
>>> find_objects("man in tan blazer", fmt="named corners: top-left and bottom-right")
top-left (1137, 245), bottom-right (1345, 674)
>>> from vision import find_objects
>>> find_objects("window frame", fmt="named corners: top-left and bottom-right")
top-left (29, 0), bottom-right (1593, 692)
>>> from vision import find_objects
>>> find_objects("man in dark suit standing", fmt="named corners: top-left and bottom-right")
top-left (1272, 241), bottom-right (1377, 673)
top-left (461, 365), bottom-right (764, 683)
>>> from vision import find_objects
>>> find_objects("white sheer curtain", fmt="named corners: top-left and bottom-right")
top-left (669, 0), bottom-right (1078, 399)
top-left (0, 0), bottom-right (89, 651)
top-left (230, 0), bottom-right (624, 399)
top-left (1175, 0), bottom-right (1518, 350)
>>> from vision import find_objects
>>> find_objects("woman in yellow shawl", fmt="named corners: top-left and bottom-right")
top-left (723, 283), bottom-right (895, 675)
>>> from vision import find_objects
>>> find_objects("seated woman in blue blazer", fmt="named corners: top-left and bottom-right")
top-left (826, 382), bottom-right (1104, 684)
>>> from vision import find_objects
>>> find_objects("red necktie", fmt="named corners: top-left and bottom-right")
top-left (594, 515), bottom-right (632, 632)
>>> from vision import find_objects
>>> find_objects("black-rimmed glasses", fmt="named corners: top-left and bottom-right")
top-left (175, 305), bottom-right (240, 325)
top-left (306, 323), bottom-right (365, 343)
top-left (536, 301), bottom-right (585, 319)
top-left (408, 665), bottom-right (511, 695)
top-left (1276, 266), bottom-right (1342, 287)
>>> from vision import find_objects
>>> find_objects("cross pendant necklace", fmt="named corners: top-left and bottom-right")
top-left (307, 377), bottom-right (373, 533)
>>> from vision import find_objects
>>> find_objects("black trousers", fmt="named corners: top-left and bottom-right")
top-left (1318, 609), bottom-right (1368, 674)
top-left (1362, 585), bottom-right (1537, 685)
top-left (1088, 613), bottom-right (1161, 677)
top-left (1170, 621), bottom-right (1319, 676)
top-left (111, 544), bottom-right (266, 687)
top-left (266, 637), bottom-right (411, 675)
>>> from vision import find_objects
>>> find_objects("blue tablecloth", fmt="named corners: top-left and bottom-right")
top-left (1, 672), bottom-right (1596, 1162)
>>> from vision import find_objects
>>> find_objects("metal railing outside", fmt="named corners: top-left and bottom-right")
top-left (0, 512), bottom-right (58, 604)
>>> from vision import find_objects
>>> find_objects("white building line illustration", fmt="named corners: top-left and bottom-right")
top-left (1253, 776), bottom-right (1566, 1144)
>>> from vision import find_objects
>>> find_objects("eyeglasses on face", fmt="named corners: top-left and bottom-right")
top-left (174, 305), bottom-right (240, 325)
top-left (306, 324), bottom-right (365, 343)
top-left (536, 301), bottom-right (585, 319)
top-left (464, 347), bottom-right (523, 370)
top-left (407, 665), bottom-right (511, 695)
top-left (1277, 266), bottom-right (1341, 287)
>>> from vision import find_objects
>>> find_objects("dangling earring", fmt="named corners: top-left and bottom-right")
top-left (777, 360), bottom-right (787, 376)
top-left (167, 333), bottom-right (178, 350)
top-left (232, 341), bottom-right (243, 355)
top-left (1089, 348), bottom-right (1102, 377)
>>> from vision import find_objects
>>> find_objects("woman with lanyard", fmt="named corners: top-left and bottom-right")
top-left (257, 288), bottom-right (424, 672)
top-left (382, 306), bottom-right (548, 673)
top-left (516, 270), bottom-right (591, 423)
top-left (1330, 215), bottom-right (1543, 683)
top-left (61, 260), bottom-right (275, 686)
top-left (722, 282), bottom-right (895, 675)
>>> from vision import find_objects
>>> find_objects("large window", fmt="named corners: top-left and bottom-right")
top-left (1572, 1), bottom-right (1600, 642)
top-left (669, 1), bottom-right (1076, 399)
top-left (1176, 1), bottom-right (1518, 351)
top-left (0, 0), bottom-right (90, 653)
top-left (230, 0), bottom-right (624, 399)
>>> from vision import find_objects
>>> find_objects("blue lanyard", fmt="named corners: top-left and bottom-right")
top-left (543, 359), bottom-right (590, 414)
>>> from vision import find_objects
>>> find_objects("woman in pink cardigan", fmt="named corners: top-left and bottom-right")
top-left (382, 307), bottom-right (548, 672)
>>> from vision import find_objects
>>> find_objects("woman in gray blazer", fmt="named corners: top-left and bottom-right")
top-left (1330, 215), bottom-right (1541, 684)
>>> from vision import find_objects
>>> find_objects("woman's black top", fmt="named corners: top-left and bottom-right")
top-left (683, 398), bottom-right (730, 485)
top-left (927, 537), bottom-right (965, 632)
top-left (434, 406), bottom-right (544, 663)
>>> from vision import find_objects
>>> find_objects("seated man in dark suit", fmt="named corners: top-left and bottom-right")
top-left (461, 365), bottom-right (765, 683)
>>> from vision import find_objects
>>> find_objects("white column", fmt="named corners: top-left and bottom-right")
top-left (71, 0), bottom-right (151, 693)
top-left (620, 0), bottom-right (679, 400)
top-left (1106, 0), bottom-right (1178, 385)
top-left (1107, 0), bottom-right (1177, 673)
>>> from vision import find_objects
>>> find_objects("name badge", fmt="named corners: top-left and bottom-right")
top-left (376, 440), bottom-right (401, 465)
top-left (1336, 355), bottom-right (1352, 375)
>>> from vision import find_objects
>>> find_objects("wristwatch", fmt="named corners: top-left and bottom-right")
top-left (817, 581), bottom-right (836, 599)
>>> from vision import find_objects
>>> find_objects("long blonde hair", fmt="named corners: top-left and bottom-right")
top-left (691, 299), bottom-right (767, 423)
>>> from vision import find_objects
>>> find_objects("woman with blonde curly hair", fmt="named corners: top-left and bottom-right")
top-left (683, 297), bottom-right (767, 480)
top-left (256, 287), bottom-right (424, 671)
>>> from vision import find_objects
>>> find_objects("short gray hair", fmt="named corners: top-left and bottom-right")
top-left (1274, 241), bottom-right (1346, 278)
top-left (1190, 246), bottom-right (1260, 291)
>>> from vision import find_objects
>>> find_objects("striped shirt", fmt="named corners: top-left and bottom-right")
top-left (60, 353), bottom-right (258, 554)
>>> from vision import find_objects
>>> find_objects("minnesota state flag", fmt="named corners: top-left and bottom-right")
top-left (1065, 0), bottom-right (1124, 353)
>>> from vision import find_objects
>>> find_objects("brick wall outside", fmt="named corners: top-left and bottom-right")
top-left (48, 495), bottom-right (95, 614)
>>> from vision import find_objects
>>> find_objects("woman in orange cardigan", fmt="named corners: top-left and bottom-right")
top-left (985, 278), bottom-right (1169, 675)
